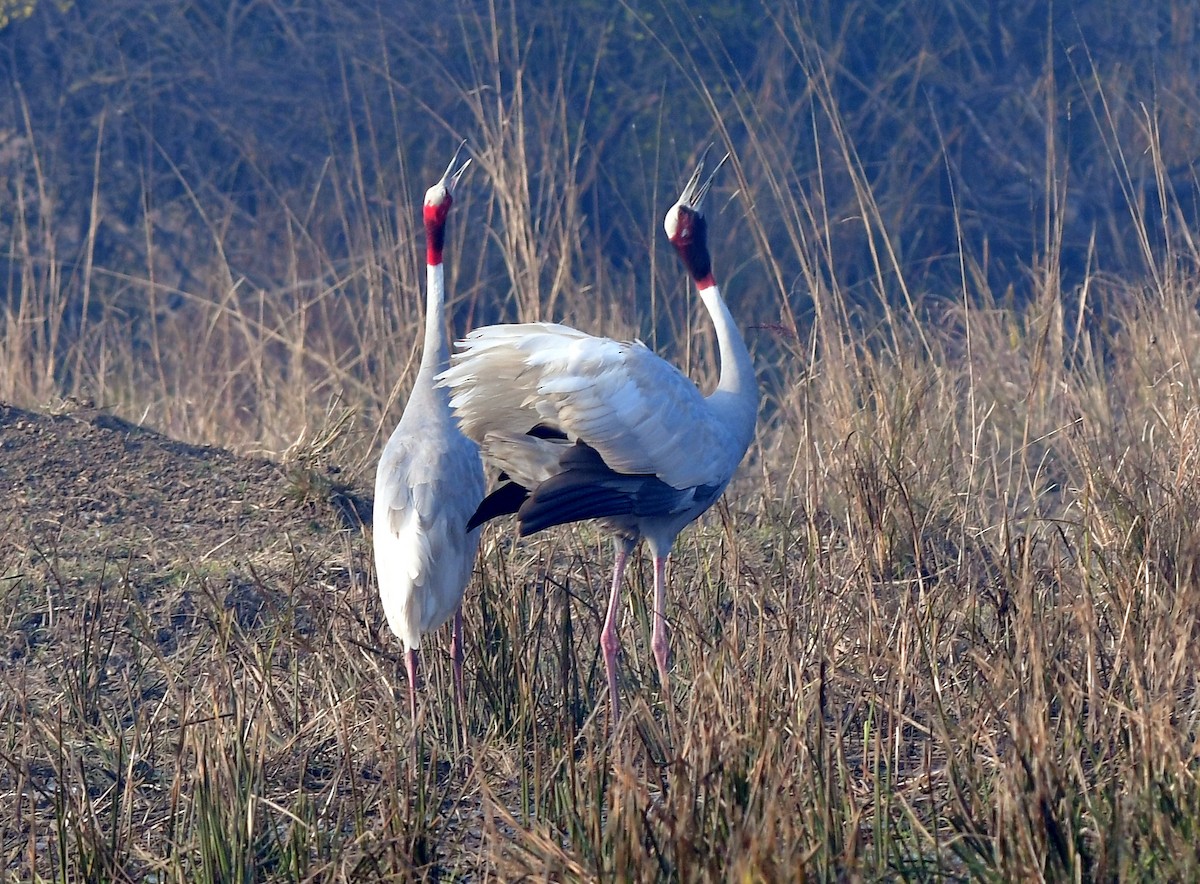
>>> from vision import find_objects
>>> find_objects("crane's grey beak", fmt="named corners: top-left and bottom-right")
top-left (441, 139), bottom-right (472, 194)
top-left (676, 145), bottom-right (729, 214)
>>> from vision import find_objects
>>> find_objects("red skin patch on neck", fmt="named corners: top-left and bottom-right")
top-left (424, 200), bottom-right (450, 265)
top-left (693, 273), bottom-right (715, 290)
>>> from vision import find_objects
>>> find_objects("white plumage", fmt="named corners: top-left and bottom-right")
top-left (439, 150), bottom-right (757, 721)
top-left (374, 144), bottom-right (485, 718)
top-left (447, 324), bottom-right (749, 489)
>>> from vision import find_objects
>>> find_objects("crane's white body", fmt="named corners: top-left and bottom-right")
top-left (439, 151), bottom-right (756, 720)
top-left (445, 315), bottom-right (754, 487)
top-left (442, 307), bottom-right (755, 553)
top-left (373, 150), bottom-right (484, 715)
top-left (374, 273), bottom-right (484, 647)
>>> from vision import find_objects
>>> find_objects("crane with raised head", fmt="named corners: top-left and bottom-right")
top-left (438, 150), bottom-right (757, 721)
top-left (374, 143), bottom-right (486, 719)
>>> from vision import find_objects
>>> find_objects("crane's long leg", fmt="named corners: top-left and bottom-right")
top-left (600, 536), bottom-right (635, 723)
top-left (450, 606), bottom-right (466, 718)
top-left (650, 554), bottom-right (671, 698)
top-left (405, 648), bottom-right (420, 720)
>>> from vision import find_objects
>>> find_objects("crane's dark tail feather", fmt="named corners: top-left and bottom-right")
top-left (467, 479), bottom-right (529, 531)
top-left (465, 424), bottom-right (568, 531)
top-left (517, 441), bottom-right (686, 537)
top-left (527, 424), bottom-right (569, 442)
top-left (519, 485), bottom-right (634, 536)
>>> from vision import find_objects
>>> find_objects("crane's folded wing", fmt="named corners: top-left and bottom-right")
top-left (441, 323), bottom-right (739, 489)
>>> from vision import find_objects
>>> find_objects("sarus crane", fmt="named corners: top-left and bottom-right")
top-left (439, 150), bottom-right (757, 721)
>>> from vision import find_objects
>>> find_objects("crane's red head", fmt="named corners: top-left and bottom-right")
top-left (664, 148), bottom-right (728, 290)
top-left (664, 204), bottom-right (712, 287)
top-left (424, 141), bottom-right (471, 266)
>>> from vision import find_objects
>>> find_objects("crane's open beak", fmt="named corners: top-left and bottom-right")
top-left (441, 139), bottom-right (472, 195)
top-left (676, 145), bottom-right (730, 215)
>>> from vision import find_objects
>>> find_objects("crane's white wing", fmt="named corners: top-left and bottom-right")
top-left (373, 401), bottom-right (484, 649)
top-left (439, 322), bottom-right (739, 490)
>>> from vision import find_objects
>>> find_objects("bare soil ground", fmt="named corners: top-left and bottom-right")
top-left (0, 399), bottom-right (368, 567)
top-left (0, 399), bottom-right (657, 880)
top-left (0, 400), bottom-right (372, 656)
top-left (0, 402), bottom-right (449, 878)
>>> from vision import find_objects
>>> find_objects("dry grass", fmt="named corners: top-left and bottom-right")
top-left (4, 0), bottom-right (1200, 880)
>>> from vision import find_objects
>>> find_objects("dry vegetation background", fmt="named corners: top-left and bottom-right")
top-left (3, 0), bottom-right (1200, 880)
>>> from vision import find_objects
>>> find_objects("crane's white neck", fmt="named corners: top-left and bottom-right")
top-left (699, 282), bottom-right (757, 438)
top-left (421, 259), bottom-right (450, 372)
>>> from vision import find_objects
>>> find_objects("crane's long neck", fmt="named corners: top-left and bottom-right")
top-left (421, 257), bottom-right (450, 372)
top-left (699, 281), bottom-right (758, 438)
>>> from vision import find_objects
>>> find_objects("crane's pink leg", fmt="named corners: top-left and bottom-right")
top-left (650, 555), bottom-right (671, 697)
top-left (450, 606), bottom-right (466, 717)
top-left (601, 537), bottom-right (634, 723)
top-left (405, 648), bottom-right (420, 720)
